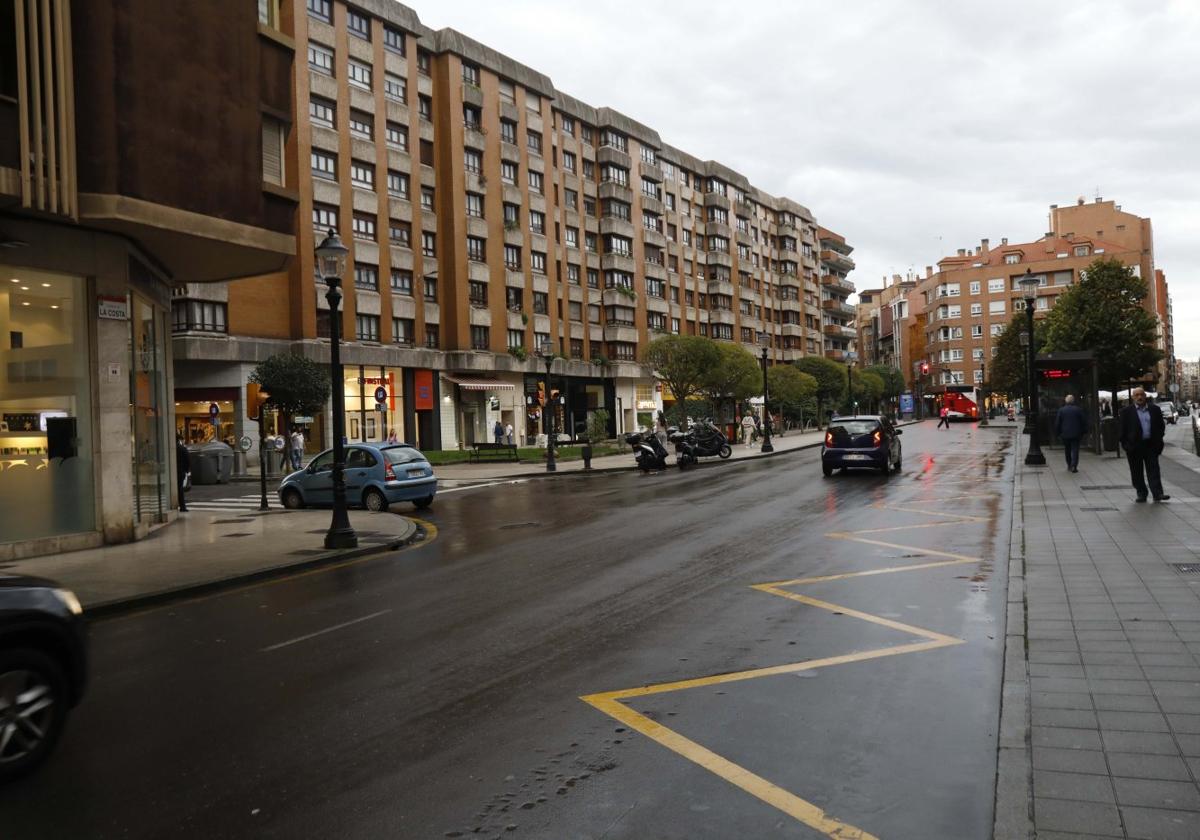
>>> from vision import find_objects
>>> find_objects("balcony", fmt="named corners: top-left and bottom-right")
top-left (639, 158), bottom-right (663, 182)
top-left (603, 323), bottom-right (639, 344)
top-left (823, 323), bottom-right (857, 339)
top-left (643, 260), bottom-right (667, 281)
top-left (601, 253), bottom-right (636, 273)
top-left (825, 348), bottom-right (846, 362)
top-left (602, 287), bottom-right (637, 307)
top-left (641, 227), bottom-right (667, 249)
top-left (597, 145), bottom-right (632, 169)
top-left (703, 192), bottom-right (731, 211)
top-left (821, 298), bottom-right (856, 316)
top-left (708, 308), bottom-right (736, 326)
top-left (781, 323), bottom-right (804, 338)
top-left (735, 200), bottom-right (756, 219)
top-left (822, 276), bottom-right (856, 296)
top-left (598, 181), bottom-right (634, 203)
top-left (707, 278), bottom-right (734, 297)
top-left (639, 194), bottom-right (664, 216)
top-left (599, 216), bottom-right (636, 239)
top-left (820, 249), bottom-right (856, 273)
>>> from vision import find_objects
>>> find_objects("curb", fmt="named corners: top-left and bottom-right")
top-left (87, 516), bottom-right (423, 620)
top-left (993, 424), bottom-right (1035, 839)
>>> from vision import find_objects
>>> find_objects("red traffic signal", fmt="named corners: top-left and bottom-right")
top-left (919, 362), bottom-right (930, 375)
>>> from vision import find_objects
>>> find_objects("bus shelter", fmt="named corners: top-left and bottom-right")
top-left (1033, 351), bottom-right (1101, 454)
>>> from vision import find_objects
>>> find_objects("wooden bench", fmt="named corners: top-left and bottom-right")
top-left (468, 442), bottom-right (519, 462)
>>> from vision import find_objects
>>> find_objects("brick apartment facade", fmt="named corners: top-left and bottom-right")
top-left (172, 0), bottom-right (856, 456)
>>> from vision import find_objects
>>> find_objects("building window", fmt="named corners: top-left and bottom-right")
top-left (498, 79), bottom-right (515, 103)
top-left (530, 292), bottom-right (547, 315)
top-left (500, 119), bottom-right (517, 145)
top-left (425, 324), bottom-right (439, 348)
top-left (501, 160), bottom-right (518, 185)
top-left (355, 314), bottom-right (380, 342)
top-left (385, 122), bottom-right (408, 151)
top-left (568, 301), bottom-right (583, 322)
top-left (383, 26), bottom-right (405, 55)
top-left (587, 268), bottom-right (599, 288)
top-left (384, 73), bottom-right (406, 103)
top-left (1004, 253), bottom-right (1020, 265)
top-left (504, 245), bottom-right (522, 270)
top-left (528, 210), bottom-right (544, 234)
top-left (1073, 245), bottom-right (1090, 257)
top-left (417, 50), bottom-right (431, 76)
top-left (570, 338), bottom-right (583, 359)
top-left (387, 170), bottom-right (409, 199)
top-left (464, 147), bottom-right (483, 174)
top-left (423, 276), bottom-right (437, 301)
top-left (564, 189), bottom-right (578, 210)
top-left (418, 95), bottom-right (432, 120)
top-left (172, 300), bottom-right (227, 333)
top-left (584, 233), bottom-right (597, 253)
top-left (507, 329), bottom-right (525, 350)
top-left (388, 220), bottom-right (410, 247)
top-left (602, 130), bottom-right (628, 152)
top-left (421, 232), bottom-right (436, 257)
top-left (308, 42), bottom-right (334, 75)
top-left (527, 131), bottom-right (542, 154)
top-left (466, 192), bottom-right (484, 218)
top-left (567, 264), bottom-right (580, 285)
top-left (258, 0), bottom-right (281, 28)
top-left (393, 318), bottom-right (414, 346)
top-left (349, 110), bottom-right (373, 140)
top-left (988, 300), bottom-right (1007, 315)
top-left (463, 104), bottom-right (482, 130)
top-left (311, 149), bottom-right (336, 180)
top-left (310, 96), bottom-right (335, 128)
top-left (468, 281), bottom-right (488, 306)
top-left (312, 202), bottom-right (338, 231)
top-left (528, 170), bottom-right (544, 194)
top-left (350, 159), bottom-right (374, 189)
top-left (531, 252), bottom-right (546, 274)
top-left (467, 236), bottom-right (486, 262)
top-left (970, 302), bottom-right (982, 316)
top-left (261, 117), bottom-right (286, 186)
top-left (421, 187), bottom-right (434, 212)
top-left (462, 63), bottom-right (480, 86)
top-left (987, 278), bottom-right (1005, 293)
top-left (351, 213), bottom-right (376, 241)
top-left (420, 139), bottom-right (433, 166)
top-left (390, 269), bottom-right (413, 294)
top-left (565, 227), bottom-right (578, 248)
top-left (608, 342), bottom-right (636, 361)
top-left (353, 263), bottom-right (378, 290)
top-left (505, 287), bottom-right (523, 311)
top-left (348, 59), bottom-right (372, 90)
top-left (561, 150), bottom-right (576, 173)
top-left (581, 124), bottom-right (594, 145)
top-left (470, 325), bottom-right (489, 350)
top-left (526, 93), bottom-right (540, 113)
top-left (971, 324), bottom-right (983, 338)
top-left (969, 281), bottom-right (980, 295)
top-left (306, 0), bottom-right (331, 23)
top-left (347, 9), bottom-right (369, 38)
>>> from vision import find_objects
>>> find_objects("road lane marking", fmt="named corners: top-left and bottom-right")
top-left (261, 609), bottom-right (391, 652)
top-left (581, 440), bottom-right (1010, 838)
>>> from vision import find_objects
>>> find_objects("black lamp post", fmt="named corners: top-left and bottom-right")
top-left (978, 359), bottom-right (989, 426)
top-left (537, 339), bottom-right (557, 472)
top-left (845, 350), bottom-right (858, 415)
top-left (1020, 268), bottom-right (1046, 466)
top-left (758, 332), bottom-right (774, 453)
top-left (316, 229), bottom-right (358, 548)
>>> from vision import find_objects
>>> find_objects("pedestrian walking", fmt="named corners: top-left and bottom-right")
top-left (1054, 395), bottom-right (1087, 473)
top-left (387, 428), bottom-right (399, 444)
top-left (289, 426), bottom-right (305, 470)
top-left (176, 437), bottom-right (190, 513)
top-left (741, 413), bottom-right (756, 448)
top-left (505, 422), bottom-right (514, 445)
top-left (1119, 387), bottom-right (1169, 502)
top-left (493, 419), bottom-right (505, 444)
top-left (936, 405), bottom-right (950, 429)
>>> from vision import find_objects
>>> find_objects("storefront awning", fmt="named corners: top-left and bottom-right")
top-left (442, 376), bottom-right (515, 391)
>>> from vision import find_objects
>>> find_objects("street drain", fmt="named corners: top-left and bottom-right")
top-left (1079, 506), bottom-right (1118, 512)
top-left (1171, 563), bottom-right (1200, 575)
top-left (499, 521), bottom-right (541, 530)
top-left (222, 532), bottom-right (255, 538)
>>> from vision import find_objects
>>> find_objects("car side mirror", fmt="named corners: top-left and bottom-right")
top-left (894, 429), bottom-right (903, 435)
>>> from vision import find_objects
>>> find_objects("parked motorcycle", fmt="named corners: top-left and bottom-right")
top-left (668, 427), bottom-right (697, 468)
top-left (689, 420), bottom-right (733, 459)
top-left (624, 431), bottom-right (669, 472)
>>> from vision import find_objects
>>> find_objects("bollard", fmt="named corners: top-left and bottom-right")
top-left (582, 441), bottom-right (593, 470)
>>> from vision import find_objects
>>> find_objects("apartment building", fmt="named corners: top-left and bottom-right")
top-left (1, 0), bottom-right (296, 559)
top-left (173, 0), bottom-right (845, 454)
top-left (1179, 360), bottom-right (1199, 404)
top-left (817, 228), bottom-right (857, 361)
top-left (912, 199), bottom-right (1153, 405)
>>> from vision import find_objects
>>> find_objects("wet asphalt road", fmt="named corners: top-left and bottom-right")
top-left (0, 422), bottom-right (1017, 839)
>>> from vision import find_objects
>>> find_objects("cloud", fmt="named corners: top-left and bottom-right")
top-left (413, 0), bottom-right (1200, 357)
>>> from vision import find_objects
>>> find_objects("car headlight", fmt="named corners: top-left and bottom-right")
top-left (52, 588), bottom-right (84, 616)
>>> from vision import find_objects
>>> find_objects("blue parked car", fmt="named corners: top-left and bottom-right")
top-left (821, 415), bottom-right (903, 476)
top-left (278, 443), bottom-right (437, 512)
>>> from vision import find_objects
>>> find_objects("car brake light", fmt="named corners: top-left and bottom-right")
top-left (384, 462), bottom-right (397, 480)
top-left (873, 430), bottom-right (882, 447)
top-left (825, 432), bottom-right (833, 447)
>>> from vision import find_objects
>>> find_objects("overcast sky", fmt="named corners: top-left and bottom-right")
top-left (414, 0), bottom-right (1199, 360)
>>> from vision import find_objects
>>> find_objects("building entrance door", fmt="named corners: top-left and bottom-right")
top-left (130, 295), bottom-right (168, 523)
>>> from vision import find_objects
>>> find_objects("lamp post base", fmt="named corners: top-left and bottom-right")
top-left (1024, 446), bottom-right (1047, 466)
top-left (324, 527), bottom-right (358, 549)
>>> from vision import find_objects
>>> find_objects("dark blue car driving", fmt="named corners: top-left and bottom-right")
top-left (821, 415), bottom-right (903, 476)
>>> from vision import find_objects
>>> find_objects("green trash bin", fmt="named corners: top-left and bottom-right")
top-left (1100, 416), bottom-right (1118, 452)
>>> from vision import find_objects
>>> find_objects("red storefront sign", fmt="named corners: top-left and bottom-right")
top-left (414, 370), bottom-right (434, 410)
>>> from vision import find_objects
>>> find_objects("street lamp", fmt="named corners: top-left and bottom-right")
top-left (537, 338), bottom-right (557, 472)
top-left (1020, 268), bottom-right (1046, 466)
top-left (977, 359), bottom-right (989, 426)
top-left (316, 229), bottom-right (358, 549)
top-left (845, 350), bottom-right (858, 415)
top-left (757, 332), bottom-right (774, 453)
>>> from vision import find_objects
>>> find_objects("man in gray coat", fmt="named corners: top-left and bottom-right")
top-left (1054, 394), bottom-right (1088, 473)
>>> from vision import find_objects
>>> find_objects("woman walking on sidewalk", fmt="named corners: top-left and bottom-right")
top-left (937, 405), bottom-right (950, 429)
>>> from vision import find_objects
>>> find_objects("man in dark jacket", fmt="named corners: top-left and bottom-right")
top-left (1118, 388), bottom-right (1169, 502)
top-left (176, 437), bottom-right (191, 513)
top-left (1053, 395), bottom-right (1088, 473)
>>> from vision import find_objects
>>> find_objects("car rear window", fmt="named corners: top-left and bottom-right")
top-left (829, 420), bottom-right (879, 436)
top-left (382, 445), bottom-right (427, 465)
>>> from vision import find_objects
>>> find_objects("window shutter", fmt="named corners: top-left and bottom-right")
top-left (262, 118), bottom-right (284, 186)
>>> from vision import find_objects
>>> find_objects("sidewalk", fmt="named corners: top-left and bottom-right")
top-left (999, 427), bottom-right (1200, 839)
top-left (3, 508), bottom-right (418, 615)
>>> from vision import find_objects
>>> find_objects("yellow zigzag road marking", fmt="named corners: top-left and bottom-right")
top-left (580, 488), bottom-right (995, 838)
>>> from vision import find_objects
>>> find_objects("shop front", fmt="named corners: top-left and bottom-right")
top-left (522, 373), bottom-right (616, 443)
top-left (441, 375), bottom-right (520, 448)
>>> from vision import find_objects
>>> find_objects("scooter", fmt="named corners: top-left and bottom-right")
top-left (625, 431), bottom-right (669, 472)
top-left (689, 420), bottom-right (733, 459)
top-left (668, 427), bottom-right (697, 469)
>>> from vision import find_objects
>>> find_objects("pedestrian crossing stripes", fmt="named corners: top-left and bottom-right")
top-left (185, 494), bottom-right (279, 513)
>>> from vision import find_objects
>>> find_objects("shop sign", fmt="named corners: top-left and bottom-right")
top-left (97, 295), bottom-right (129, 320)
top-left (238, 436), bottom-right (253, 452)
top-left (359, 376), bottom-right (388, 385)
top-left (414, 370), bottom-right (434, 410)
top-left (293, 416), bottom-right (313, 424)
top-left (635, 400), bottom-right (657, 410)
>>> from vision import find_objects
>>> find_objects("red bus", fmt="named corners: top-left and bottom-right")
top-left (942, 390), bottom-right (979, 420)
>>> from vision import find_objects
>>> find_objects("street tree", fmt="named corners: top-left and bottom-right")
top-left (643, 334), bottom-right (721, 414)
top-left (700, 344), bottom-right (761, 421)
top-left (768, 366), bottom-right (817, 428)
top-left (864, 364), bottom-right (906, 411)
top-left (1041, 257), bottom-right (1163, 396)
top-left (990, 313), bottom-right (1046, 400)
top-left (249, 354), bottom-right (330, 424)
top-left (853, 370), bottom-right (885, 412)
top-left (794, 356), bottom-right (847, 425)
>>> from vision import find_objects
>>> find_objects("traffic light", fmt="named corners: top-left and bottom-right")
top-left (246, 383), bottom-right (269, 420)
top-left (920, 362), bottom-right (930, 376)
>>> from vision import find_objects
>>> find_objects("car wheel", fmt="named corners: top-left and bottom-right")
top-left (413, 495), bottom-right (434, 510)
top-left (0, 648), bottom-right (69, 782)
top-left (718, 444), bottom-right (732, 459)
top-left (363, 488), bottom-right (389, 513)
top-left (822, 464), bottom-right (833, 477)
top-left (281, 488), bottom-right (304, 510)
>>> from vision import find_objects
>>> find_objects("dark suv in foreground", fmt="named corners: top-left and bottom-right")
top-left (822, 415), bottom-right (903, 476)
top-left (0, 575), bottom-right (88, 781)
